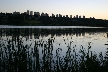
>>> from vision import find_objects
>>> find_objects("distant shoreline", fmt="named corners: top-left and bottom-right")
top-left (1, 13), bottom-right (108, 27)
top-left (0, 25), bottom-right (106, 28)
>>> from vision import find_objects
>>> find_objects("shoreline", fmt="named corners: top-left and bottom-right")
top-left (0, 25), bottom-right (106, 28)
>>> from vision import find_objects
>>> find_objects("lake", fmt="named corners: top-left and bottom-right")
top-left (0, 26), bottom-right (108, 72)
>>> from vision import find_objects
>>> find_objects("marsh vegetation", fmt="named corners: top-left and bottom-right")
top-left (0, 28), bottom-right (108, 72)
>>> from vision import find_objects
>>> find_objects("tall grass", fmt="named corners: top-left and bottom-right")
top-left (0, 36), bottom-right (108, 72)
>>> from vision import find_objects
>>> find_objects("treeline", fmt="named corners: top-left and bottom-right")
top-left (40, 16), bottom-right (108, 27)
top-left (0, 13), bottom-right (108, 27)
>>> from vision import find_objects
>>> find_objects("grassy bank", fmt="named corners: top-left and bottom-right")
top-left (23, 20), bottom-right (41, 26)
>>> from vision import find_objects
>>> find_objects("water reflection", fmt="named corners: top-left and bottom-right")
top-left (0, 28), bottom-right (108, 37)
top-left (1, 28), bottom-right (108, 72)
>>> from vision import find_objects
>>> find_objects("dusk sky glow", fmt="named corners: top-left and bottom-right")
top-left (0, 0), bottom-right (108, 19)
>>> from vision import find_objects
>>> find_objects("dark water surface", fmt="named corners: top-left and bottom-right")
top-left (0, 26), bottom-right (108, 72)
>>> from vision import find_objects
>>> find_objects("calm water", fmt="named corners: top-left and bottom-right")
top-left (0, 26), bottom-right (108, 71)
top-left (0, 26), bottom-right (108, 55)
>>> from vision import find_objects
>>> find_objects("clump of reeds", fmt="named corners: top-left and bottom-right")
top-left (1, 36), bottom-right (108, 72)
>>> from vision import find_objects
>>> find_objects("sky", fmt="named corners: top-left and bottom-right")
top-left (0, 0), bottom-right (108, 19)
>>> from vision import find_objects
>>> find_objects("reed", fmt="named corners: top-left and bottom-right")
top-left (0, 36), bottom-right (108, 72)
